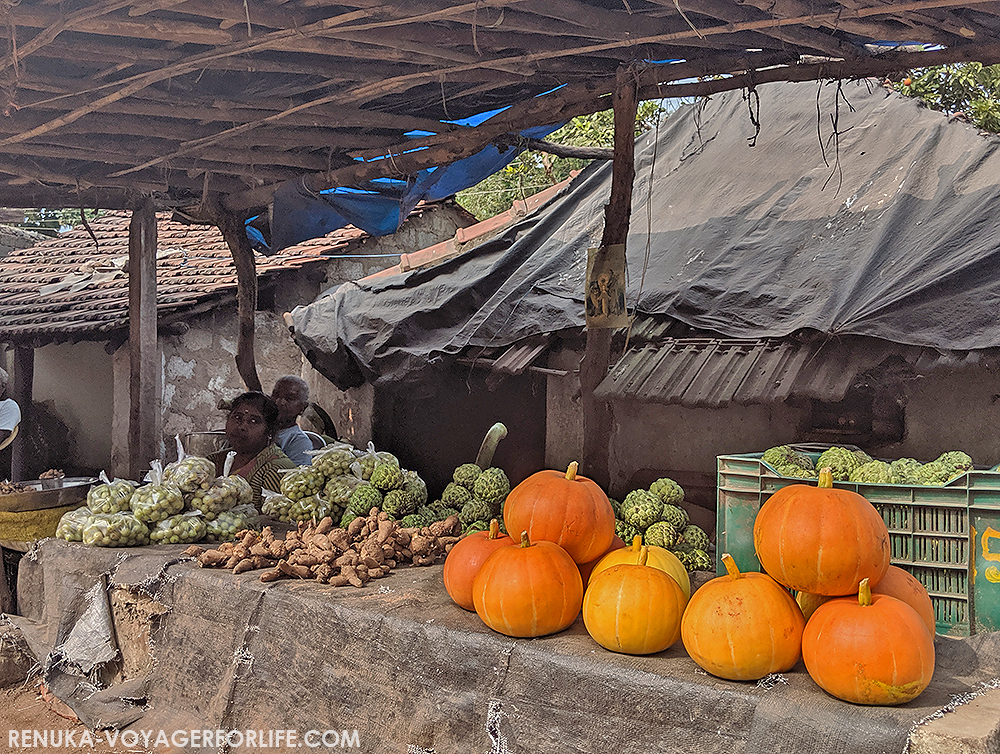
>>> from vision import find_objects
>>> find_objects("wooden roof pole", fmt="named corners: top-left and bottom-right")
top-left (128, 198), bottom-right (159, 479)
top-left (212, 202), bottom-right (262, 393)
top-left (581, 66), bottom-right (637, 491)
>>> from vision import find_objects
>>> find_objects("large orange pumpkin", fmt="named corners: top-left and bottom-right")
top-left (681, 553), bottom-right (805, 681)
top-left (443, 519), bottom-right (514, 611)
top-left (473, 531), bottom-right (583, 638)
top-left (503, 461), bottom-right (615, 564)
top-left (871, 565), bottom-right (936, 637)
top-left (753, 467), bottom-right (890, 595)
top-left (583, 546), bottom-right (686, 655)
top-left (589, 535), bottom-right (691, 600)
top-left (802, 578), bottom-right (935, 705)
top-left (578, 534), bottom-right (626, 583)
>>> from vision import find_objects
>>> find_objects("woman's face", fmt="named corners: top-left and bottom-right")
top-left (226, 401), bottom-right (271, 456)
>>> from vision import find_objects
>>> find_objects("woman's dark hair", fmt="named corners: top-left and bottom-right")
top-left (229, 391), bottom-right (281, 436)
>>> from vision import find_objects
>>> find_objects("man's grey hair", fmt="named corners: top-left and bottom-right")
top-left (274, 375), bottom-right (309, 401)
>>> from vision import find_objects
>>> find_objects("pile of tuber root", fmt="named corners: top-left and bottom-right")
top-left (185, 507), bottom-right (462, 587)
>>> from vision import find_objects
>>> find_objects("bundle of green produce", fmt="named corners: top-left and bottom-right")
top-left (323, 474), bottom-right (364, 507)
top-left (310, 443), bottom-right (357, 479)
top-left (82, 512), bottom-right (150, 547)
top-left (816, 447), bottom-right (864, 481)
top-left (261, 489), bottom-right (296, 522)
top-left (86, 473), bottom-right (138, 515)
top-left (849, 460), bottom-right (893, 484)
top-left (204, 506), bottom-right (255, 543)
top-left (288, 492), bottom-right (338, 524)
top-left (350, 442), bottom-right (399, 481)
top-left (189, 452), bottom-right (252, 518)
top-left (760, 445), bottom-right (817, 479)
top-left (890, 457), bottom-right (921, 483)
top-left (935, 450), bottom-right (973, 476)
top-left (150, 512), bottom-right (208, 544)
top-left (279, 465), bottom-right (324, 501)
top-left (130, 461), bottom-right (184, 525)
top-left (56, 506), bottom-right (92, 541)
top-left (402, 470), bottom-right (428, 508)
top-left (163, 438), bottom-right (216, 494)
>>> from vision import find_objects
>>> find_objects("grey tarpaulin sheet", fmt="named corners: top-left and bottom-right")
top-left (9, 539), bottom-right (1000, 754)
top-left (290, 80), bottom-right (1000, 390)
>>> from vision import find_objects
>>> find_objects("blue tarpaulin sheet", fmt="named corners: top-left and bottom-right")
top-left (268, 123), bottom-right (561, 252)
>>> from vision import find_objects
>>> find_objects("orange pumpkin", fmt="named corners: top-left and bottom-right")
top-left (578, 534), bottom-right (626, 583)
top-left (753, 467), bottom-right (890, 595)
top-left (473, 531), bottom-right (583, 638)
top-left (443, 519), bottom-right (514, 611)
top-left (503, 461), bottom-right (615, 564)
top-left (583, 546), bottom-right (686, 655)
top-left (802, 578), bottom-right (935, 705)
top-left (681, 553), bottom-right (805, 681)
top-left (871, 565), bottom-right (936, 637)
top-left (589, 535), bottom-right (691, 600)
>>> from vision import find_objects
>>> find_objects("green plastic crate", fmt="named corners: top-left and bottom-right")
top-left (717, 448), bottom-right (1000, 636)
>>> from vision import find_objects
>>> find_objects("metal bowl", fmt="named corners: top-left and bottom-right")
top-left (39, 476), bottom-right (99, 490)
top-left (0, 477), bottom-right (96, 513)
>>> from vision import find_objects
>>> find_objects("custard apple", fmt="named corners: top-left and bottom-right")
top-left (644, 521), bottom-right (678, 548)
top-left (453, 463), bottom-right (483, 490)
top-left (935, 451), bottom-right (973, 476)
top-left (659, 504), bottom-right (689, 529)
top-left (915, 461), bottom-right (952, 486)
top-left (615, 519), bottom-right (639, 543)
top-left (459, 497), bottom-right (491, 526)
top-left (762, 445), bottom-right (815, 472)
top-left (382, 489), bottom-right (416, 518)
top-left (402, 470), bottom-right (428, 508)
top-left (473, 467), bottom-right (510, 509)
top-left (620, 489), bottom-right (662, 530)
top-left (649, 478), bottom-right (684, 507)
top-left (348, 483), bottom-right (383, 515)
top-left (371, 462), bottom-right (404, 491)
top-left (442, 482), bottom-right (472, 509)
top-left (679, 524), bottom-right (710, 550)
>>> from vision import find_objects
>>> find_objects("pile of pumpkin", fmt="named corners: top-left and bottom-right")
top-left (443, 463), bottom-right (936, 707)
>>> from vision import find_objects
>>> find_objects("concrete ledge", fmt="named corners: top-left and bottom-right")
top-left (909, 689), bottom-right (1000, 754)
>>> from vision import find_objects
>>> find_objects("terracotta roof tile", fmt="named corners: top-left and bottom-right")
top-left (0, 210), bottom-right (371, 344)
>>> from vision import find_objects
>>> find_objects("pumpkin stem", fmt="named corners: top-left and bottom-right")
top-left (858, 577), bottom-right (872, 607)
top-left (474, 422), bottom-right (508, 469)
top-left (637, 546), bottom-right (649, 567)
top-left (632, 535), bottom-right (642, 549)
top-left (721, 552), bottom-right (742, 580)
top-left (488, 519), bottom-right (499, 539)
top-left (818, 467), bottom-right (834, 488)
top-left (565, 461), bottom-right (579, 481)
top-left (519, 530), bottom-right (531, 548)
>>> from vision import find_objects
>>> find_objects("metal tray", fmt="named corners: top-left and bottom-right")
top-left (0, 477), bottom-right (97, 513)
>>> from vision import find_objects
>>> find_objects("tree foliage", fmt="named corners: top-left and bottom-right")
top-left (896, 62), bottom-right (1000, 133)
top-left (456, 101), bottom-right (667, 220)
top-left (5, 207), bottom-right (100, 236)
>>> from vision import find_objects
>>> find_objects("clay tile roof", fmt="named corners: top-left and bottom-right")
top-left (0, 210), bottom-right (371, 345)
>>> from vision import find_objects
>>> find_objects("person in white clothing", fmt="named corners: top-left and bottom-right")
top-left (0, 367), bottom-right (20, 480)
top-left (270, 375), bottom-right (313, 465)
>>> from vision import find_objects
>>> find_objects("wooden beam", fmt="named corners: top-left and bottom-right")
top-left (580, 66), bottom-right (637, 491)
top-left (128, 198), bottom-right (159, 479)
top-left (212, 203), bottom-right (262, 392)
top-left (9, 347), bottom-right (33, 482)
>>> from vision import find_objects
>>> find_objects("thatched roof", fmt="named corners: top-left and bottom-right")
top-left (0, 1), bottom-right (997, 218)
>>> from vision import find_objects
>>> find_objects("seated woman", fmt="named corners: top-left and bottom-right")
top-left (210, 391), bottom-right (296, 509)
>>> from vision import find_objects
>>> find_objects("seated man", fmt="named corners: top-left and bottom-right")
top-left (0, 368), bottom-right (20, 480)
top-left (270, 375), bottom-right (313, 465)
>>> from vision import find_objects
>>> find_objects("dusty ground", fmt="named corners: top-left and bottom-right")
top-left (1, 683), bottom-right (151, 753)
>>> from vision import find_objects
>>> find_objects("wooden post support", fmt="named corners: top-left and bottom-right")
top-left (213, 204), bottom-right (261, 392)
top-left (128, 198), bottom-right (159, 479)
top-left (580, 67), bottom-right (637, 490)
top-left (10, 346), bottom-right (33, 482)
